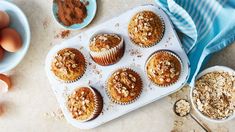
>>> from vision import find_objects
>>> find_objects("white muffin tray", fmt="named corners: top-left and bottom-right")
top-left (45, 4), bottom-right (190, 129)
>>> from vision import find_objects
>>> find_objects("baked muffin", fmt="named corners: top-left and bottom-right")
top-left (89, 33), bottom-right (124, 66)
top-left (106, 68), bottom-right (142, 104)
top-left (146, 50), bottom-right (181, 86)
top-left (51, 48), bottom-right (86, 82)
top-left (67, 86), bottom-right (103, 122)
top-left (128, 11), bottom-right (165, 47)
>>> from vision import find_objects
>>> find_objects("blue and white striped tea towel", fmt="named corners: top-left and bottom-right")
top-left (155, 0), bottom-right (235, 86)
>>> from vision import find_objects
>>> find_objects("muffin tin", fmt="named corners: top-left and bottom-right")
top-left (45, 4), bottom-right (190, 129)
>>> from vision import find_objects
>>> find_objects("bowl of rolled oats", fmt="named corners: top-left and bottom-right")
top-left (191, 66), bottom-right (235, 123)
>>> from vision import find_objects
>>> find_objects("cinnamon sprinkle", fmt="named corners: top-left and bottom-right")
top-left (55, 30), bottom-right (71, 39)
top-left (56, 0), bottom-right (87, 26)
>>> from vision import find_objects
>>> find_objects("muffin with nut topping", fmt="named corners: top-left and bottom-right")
top-left (89, 33), bottom-right (124, 66)
top-left (67, 86), bottom-right (103, 122)
top-left (106, 68), bottom-right (142, 104)
top-left (51, 48), bottom-right (86, 82)
top-left (145, 50), bottom-right (181, 86)
top-left (128, 11), bottom-right (165, 47)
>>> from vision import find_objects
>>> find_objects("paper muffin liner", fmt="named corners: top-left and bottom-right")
top-left (67, 86), bottom-right (103, 122)
top-left (89, 33), bottom-right (125, 66)
top-left (128, 13), bottom-right (165, 48)
top-left (145, 50), bottom-right (183, 87)
top-left (50, 48), bottom-right (88, 84)
top-left (105, 67), bottom-right (143, 105)
top-left (85, 86), bottom-right (103, 122)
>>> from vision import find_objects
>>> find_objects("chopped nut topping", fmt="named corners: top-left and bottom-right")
top-left (51, 48), bottom-right (86, 81)
top-left (67, 87), bottom-right (95, 120)
top-left (108, 68), bottom-right (142, 103)
top-left (89, 33), bottom-right (121, 52)
top-left (193, 71), bottom-right (235, 119)
top-left (130, 93), bottom-right (136, 96)
top-left (131, 77), bottom-right (136, 82)
top-left (128, 11), bottom-right (164, 47)
top-left (146, 51), bottom-right (181, 85)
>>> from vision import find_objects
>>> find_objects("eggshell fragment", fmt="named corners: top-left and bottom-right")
top-left (0, 47), bottom-right (4, 61)
top-left (0, 11), bottom-right (10, 29)
top-left (0, 74), bottom-right (11, 93)
top-left (0, 28), bottom-right (22, 52)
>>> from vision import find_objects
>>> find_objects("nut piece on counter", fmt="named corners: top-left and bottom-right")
top-left (193, 71), bottom-right (235, 120)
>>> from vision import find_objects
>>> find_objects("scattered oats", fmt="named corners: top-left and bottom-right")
top-left (174, 120), bottom-right (183, 127)
top-left (44, 108), bottom-right (64, 120)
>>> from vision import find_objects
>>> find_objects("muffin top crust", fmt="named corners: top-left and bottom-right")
top-left (67, 87), bottom-right (96, 121)
top-left (146, 51), bottom-right (181, 86)
top-left (89, 33), bottom-right (122, 52)
top-left (128, 11), bottom-right (165, 47)
top-left (107, 68), bottom-right (142, 103)
top-left (51, 48), bottom-right (86, 81)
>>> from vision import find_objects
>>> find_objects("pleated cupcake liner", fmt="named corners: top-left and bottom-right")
top-left (88, 87), bottom-right (103, 121)
top-left (91, 45), bottom-right (125, 66)
top-left (105, 67), bottom-right (143, 105)
top-left (89, 34), bottom-right (125, 66)
top-left (145, 50), bottom-right (183, 87)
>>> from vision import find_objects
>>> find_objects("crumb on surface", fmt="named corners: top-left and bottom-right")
top-left (55, 30), bottom-right (71, 39)
top-left (44, 108), bottom-right (64, 120)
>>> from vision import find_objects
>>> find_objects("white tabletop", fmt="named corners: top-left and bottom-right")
top-left (0, 0), bottom-right (235, 131)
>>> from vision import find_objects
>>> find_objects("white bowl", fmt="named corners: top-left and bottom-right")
top-left (190, 66), bottom-right (235, 123)
top-left (0, 1), bottom-right (31, 72)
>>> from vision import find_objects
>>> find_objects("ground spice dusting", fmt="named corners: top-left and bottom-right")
top-left (55, 30), bottom-right (71, 39)
top-left (61, 30), bottom-right (70, 38)
top-left (56, 0), bottom-right (87, 26)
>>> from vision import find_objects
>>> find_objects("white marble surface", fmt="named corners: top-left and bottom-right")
top-left (0, 0), bottom-right (234, 131)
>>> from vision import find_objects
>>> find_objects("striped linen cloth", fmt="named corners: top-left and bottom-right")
top-left (155, 0), bottom-right (235, 85)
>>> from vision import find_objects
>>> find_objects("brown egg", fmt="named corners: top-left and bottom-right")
top-left (0, 11), bottom-right (10, 29)
top-left (0, 47), bottom-right (4, 61)
top-left (0, 74), bottom-right (11, 93)
top-left (0, 28), bottom-right (22, 52)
